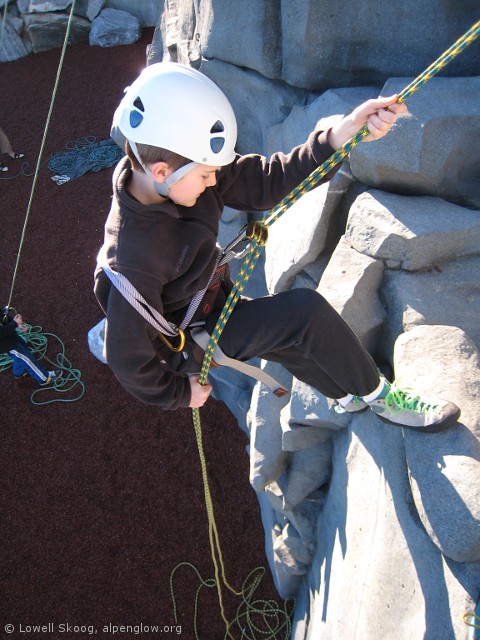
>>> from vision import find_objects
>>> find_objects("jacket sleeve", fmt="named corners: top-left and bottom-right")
top-left (0, 318), bottom-right (18, 341)
top-left (98, 275), bottom-right (192, 411)
top-left (216, 129), bottom-right (342, 212)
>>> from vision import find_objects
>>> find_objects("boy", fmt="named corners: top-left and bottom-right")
top-left (1, 307), bottom-right (61, 385)
top-left (94, 62), bottom-right (460, 433)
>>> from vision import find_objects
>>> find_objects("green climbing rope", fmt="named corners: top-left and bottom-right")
top-left (188, 18), bottom-right (480, 640)
top-left (6, 0), bottom-right (78, 311)
top-left (0, 324), bottom-right (85, 405)
top-left (170, 563), bottom-right (294, 640)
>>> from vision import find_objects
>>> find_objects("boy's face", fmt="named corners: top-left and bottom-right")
top-left (165, 164), bottom-right (219, 207)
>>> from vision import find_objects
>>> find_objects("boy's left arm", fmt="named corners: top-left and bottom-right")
top-left (327, 94), bottom-right (407, 150)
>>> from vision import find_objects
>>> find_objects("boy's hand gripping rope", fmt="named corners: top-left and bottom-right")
top-left (187, 18), bottom-right (480, 640)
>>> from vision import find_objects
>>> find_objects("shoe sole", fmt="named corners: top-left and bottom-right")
top-left (376, 407), bottom-right (461, 433)
top-left (344, 406), bottom-right (369, 414)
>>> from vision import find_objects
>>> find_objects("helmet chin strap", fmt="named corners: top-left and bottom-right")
top-left (129, 140), bottom-right (198, 197)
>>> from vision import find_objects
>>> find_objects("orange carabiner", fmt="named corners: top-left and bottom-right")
top-left (158, 327), bottom-right (186, 353)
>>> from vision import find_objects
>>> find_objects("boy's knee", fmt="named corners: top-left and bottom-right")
top-left (287, 288), bottom-right (329, 312)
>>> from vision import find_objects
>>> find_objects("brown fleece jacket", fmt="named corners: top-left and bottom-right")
top-left (94, 130), bottom-right (341, 410)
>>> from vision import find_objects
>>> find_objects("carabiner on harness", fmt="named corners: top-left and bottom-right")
top-left (158, 327), bottom-right (186, 353)
top-left (219, 220), bottom-right (268, 266)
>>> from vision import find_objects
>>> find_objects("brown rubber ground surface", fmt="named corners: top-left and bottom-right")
top-left (0, 30), bottom-right (284, 639)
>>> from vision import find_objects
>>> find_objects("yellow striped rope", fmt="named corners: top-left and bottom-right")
top-left (192, 19), bottom-right (480, 639)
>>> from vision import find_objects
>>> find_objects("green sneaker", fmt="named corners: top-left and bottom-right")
top-left (365, 379), bottom-right (460, 433)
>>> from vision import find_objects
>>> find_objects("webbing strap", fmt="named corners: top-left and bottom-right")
top-left (97, 248), bottom-right (221, 336)
top-left (190, 327), bottom-right (288, 396)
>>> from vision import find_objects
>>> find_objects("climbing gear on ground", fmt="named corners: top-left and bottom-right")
top-left (0, 323), bottom-right (84, 405)
top-left (190, 326), bottom-right (288, 397)
top-left (39, 368), bottom-right (63, 386)
top-left (362, 378), bottom-right (460, 432)
top-left (48, 136), bottom-right (123, 185)
top-left (2, 0), bottom-right (84, 407)
top-left (113, 62), bottom-right (237, 195)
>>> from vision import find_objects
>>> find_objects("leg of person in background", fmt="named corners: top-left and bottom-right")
top-left (8, 342), bottom-right (61, 386)
top-left (0, 126), bottom-right (24, 171)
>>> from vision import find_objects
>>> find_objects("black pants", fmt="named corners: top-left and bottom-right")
top-left (205, 288), bottom-right (380, 400)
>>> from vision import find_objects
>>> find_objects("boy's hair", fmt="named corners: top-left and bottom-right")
top-left (125, 140), bottom-right (190, 173)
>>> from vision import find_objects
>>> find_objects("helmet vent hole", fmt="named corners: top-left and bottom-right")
top-left (210, 137), bottom-right (225, 153)
top-left (133, 97), bottom-right (145, 112)
top-left (210, 120), bottom-right (224, 134)
top-left (129, 110), bottom-right (143, 128)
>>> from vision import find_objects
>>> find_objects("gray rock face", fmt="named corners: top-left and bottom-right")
top-left (154, 1), bottom-right (478, 91)
top-left (279, 2), bottom-right (478, 90)
top-left (0, 19), bottom-right (30, 61)
top-left (107, 0), bottom-right (162, 27)
top-left (394, 326), bottom-right (480, 563)
top-left (89, 8), bottom-right (141, 47)
top-left (346, 190), bottom-right (480, 271)
top-left (381, 255), bottom-right (480, 361)
top-left (23, 12), bottom-right (90, 53)
top-left (317, 237), bottom-right (386, 355)
top-left (198, 0), bottom-right (281, 80)
top-left (28, 0), bottom-right (73, 11)
top-left (350, 77), bottom-right (480, 209)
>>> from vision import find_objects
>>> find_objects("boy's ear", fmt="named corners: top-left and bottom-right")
top-left (150, 161), bottom-right (171, 184)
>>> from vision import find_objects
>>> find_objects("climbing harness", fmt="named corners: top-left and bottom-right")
top-left (187, 18), bottom-right (480, 639)
top-left (97, 243), bottom-right (288, 393)
top-left (2, 0), bottom-right (84, 404)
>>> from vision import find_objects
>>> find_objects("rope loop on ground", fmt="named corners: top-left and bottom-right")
top-left (170, 563), bottom-right (294, 640)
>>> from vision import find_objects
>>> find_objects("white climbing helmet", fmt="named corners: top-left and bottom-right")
top-left (113, 62), bottom-right (237, 167)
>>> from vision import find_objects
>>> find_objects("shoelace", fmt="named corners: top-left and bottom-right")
top-left (383, 383), bottom-right (440, 415)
